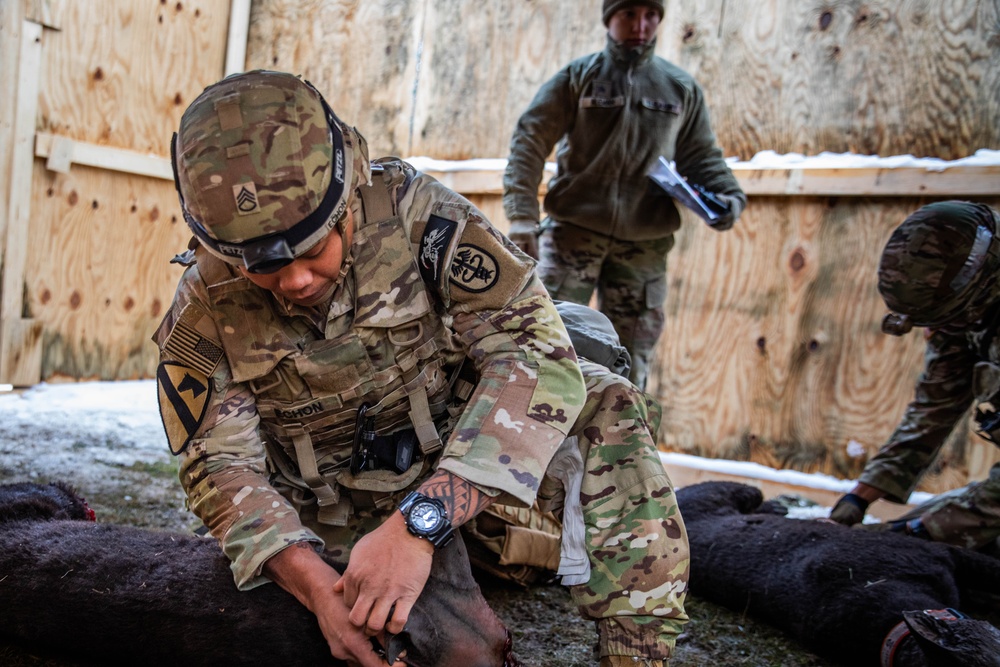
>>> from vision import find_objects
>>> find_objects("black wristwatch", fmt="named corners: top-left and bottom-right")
top-left (398, 491), bottom-right (454, 549)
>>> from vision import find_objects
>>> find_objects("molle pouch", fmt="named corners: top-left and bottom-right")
top-left (294, 333), bottom-right (377, 398)
top-left (369, 429), bottom-right (417, 474)
top-left (335, 456), bottom-right (428, 498)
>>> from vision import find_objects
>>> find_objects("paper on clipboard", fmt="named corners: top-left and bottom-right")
top-left (648, 156), bottom-right (721, 225)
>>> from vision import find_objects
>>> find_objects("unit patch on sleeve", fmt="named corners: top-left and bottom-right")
top-left (157, 361), bottom-right (211, 455)
top-left (450, 244), bottom-right (499, 293)
top-left (418, 213), bottom-right (458, 290)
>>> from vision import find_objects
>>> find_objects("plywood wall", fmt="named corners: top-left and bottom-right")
top-left (653, 197), bottom-right (1000, 494)
top-left (647, 1), bottom-right (1000, 494)
top-left (246, 0), bottom-right (606, 158)
top-left (659, 0), bottom-right (1000, 160)
top-left (9, 0), bottom-right (230, 380)
top-left (248, 0), bottom-right (1000, 161)
top-left (2, 0), bottom-right (998, 493)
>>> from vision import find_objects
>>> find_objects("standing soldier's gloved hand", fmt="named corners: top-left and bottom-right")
top-left (707, 193), bottom-right (745, 232)
top-left (829, 493), bottom-right (871, 526)
top-left (507, 219), bottom-right (540, 259)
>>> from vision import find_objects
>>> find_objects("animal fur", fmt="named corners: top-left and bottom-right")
top-left (0, 482), bottom-right (516, 667)
top-left (676, 481), bottom-right (1000, 667)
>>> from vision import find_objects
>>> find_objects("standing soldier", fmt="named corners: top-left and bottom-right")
top-left (503, 0), bottom-right (746, 390)
top-left (156, 70), bottom-right (689, 666)
top-left (830, 201), bottom-right (1000, 554)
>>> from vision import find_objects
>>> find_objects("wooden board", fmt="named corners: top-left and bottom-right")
top-left (649, 196), bottom-right (1000, 495)
top-left (25, 162), bottom-right (191, 380)
top-left (659, 0), bottom-right (1000, 160)
top-left (36, 0), bottom-right (231, 154)
top-left (1, 17), bottom-right (44, 385)
top-left (245, 0), bottom-right (426, 158)
top-left (20, 0), bottom-right (230, 380)
top-left (247, 0), bottom-right (606, 159)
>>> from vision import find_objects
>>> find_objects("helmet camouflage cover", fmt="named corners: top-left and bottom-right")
top-left (878, 201), bottom-right (1000, 329)
top-left (172, 70), bottom-right (359, 273)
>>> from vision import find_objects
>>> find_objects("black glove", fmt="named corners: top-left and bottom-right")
top-left (829, 493), bottom-right (870, 526)
top-left (888, 517), bottom-right (931, 540)
top-left (690, 184), bottom-right (744, 231)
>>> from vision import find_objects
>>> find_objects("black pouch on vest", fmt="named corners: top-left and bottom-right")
top-left (370, 429), bottom-right (417, 475)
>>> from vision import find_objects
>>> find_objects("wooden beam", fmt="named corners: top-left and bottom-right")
top-left (30, 133), bottom-right (1000, 199)
top-left (24, 0), bottom-right (60, 30)
top-left (34, 132), bottom-right (174, 181)
top-left (1, 20), bottom-right (44, 386)
top-left (418, 163), bottom-right (1000, 197)
top-left (735, 164), bottom-right (1000, 197)
top-left (224, 0), bottom-right (252, 76)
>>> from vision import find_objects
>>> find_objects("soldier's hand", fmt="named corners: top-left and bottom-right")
top-left (507, 218), bottom-right (540, 260)
top-left (316, 584), bottom-right (404, 667)
top-left (262, 544), bottom-right (401, 667)
top-left (334, 511), bottom-right (434, 637)
top-left (828, 494), bottom-right (868, 525)
top-left (708, 193), bottom-right (744, 232)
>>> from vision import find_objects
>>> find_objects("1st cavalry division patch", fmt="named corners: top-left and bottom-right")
top-left (157, 361), bottom-right (211, 455)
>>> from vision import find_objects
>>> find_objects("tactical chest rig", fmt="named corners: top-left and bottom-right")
top-left (197, 159), bottom-right (469, 525)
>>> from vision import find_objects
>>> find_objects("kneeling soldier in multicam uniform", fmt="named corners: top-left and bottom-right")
top-left (155, 70), bottom-right (689, 667)
top-left (830, 201), bottom-right (1000, 554)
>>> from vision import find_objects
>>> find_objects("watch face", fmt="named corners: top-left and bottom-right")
top-left (409, 500), bottom-right (444, 533)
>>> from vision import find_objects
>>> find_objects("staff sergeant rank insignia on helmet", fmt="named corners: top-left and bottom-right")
top-left (234, 183), bottom-right (260, 214)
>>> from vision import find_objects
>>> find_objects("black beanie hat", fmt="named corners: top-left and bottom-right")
top-left (602, 0), bottom-right (665, 26)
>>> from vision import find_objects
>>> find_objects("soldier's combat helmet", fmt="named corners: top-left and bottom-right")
top-left (172, 70), bottom-right (362, 274)
top-left (878, 201), bottom-right (1000, 335)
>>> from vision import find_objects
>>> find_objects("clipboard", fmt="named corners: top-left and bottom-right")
top-left (648, 156), bottom-right (728, 225)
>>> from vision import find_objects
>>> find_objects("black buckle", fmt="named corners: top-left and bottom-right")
top-left (350, 403), bottom-right (418, 475)
top-left (350, 402), bottom-right (375, 475)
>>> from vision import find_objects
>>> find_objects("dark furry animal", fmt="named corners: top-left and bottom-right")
top-left (0, 480), bottom-right (95, 523)
top-left (0, 482), bottom-right (517, 667)
top-left (676, 481), bottom-right (1000, 667)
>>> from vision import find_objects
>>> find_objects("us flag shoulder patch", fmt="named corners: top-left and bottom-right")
top-left (157, 362), bottom-right (211, 455)
top-left (163, 317), bottom-right (224, 377)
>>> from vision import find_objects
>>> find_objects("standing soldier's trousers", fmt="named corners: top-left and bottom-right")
top-left (537, 220), bottom-right (675, 391)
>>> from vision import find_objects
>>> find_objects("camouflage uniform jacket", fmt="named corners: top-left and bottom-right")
top-left (154, 160), bottom-right (586, 588)
top-left (860, 307), bottom-right (1000, 502)
top-left (502, 35), bottom-right (745, 242)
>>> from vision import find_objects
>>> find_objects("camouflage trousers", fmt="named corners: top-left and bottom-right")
top-left (895, 461), bottom-right (1000, 550)
top-left (537, 220), bottom-right (674, 391)
top-left (298, 361), bottom-right (690, 660)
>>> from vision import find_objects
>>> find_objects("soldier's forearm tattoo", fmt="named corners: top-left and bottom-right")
top-left (418, 469), bottom-right (495, 526)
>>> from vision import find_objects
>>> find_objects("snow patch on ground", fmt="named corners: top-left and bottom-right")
top-left (0, 380), bottom-right (930, 515)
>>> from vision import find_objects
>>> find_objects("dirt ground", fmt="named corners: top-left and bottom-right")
top-left (0, 387), bottom-right (839, 667)
top-left (0, 452), bottom-right (836, 667)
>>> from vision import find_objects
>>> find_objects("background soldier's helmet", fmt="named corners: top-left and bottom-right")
top-left (172, 70), bottom-right (365, 274)
top-left (878, 201), bottom-right (1000, 333)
